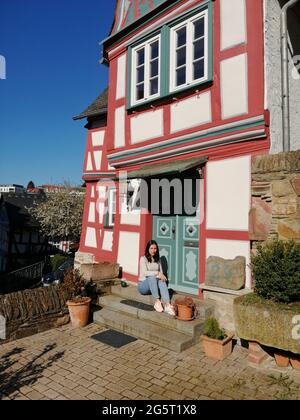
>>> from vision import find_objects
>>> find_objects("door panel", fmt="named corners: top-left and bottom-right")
top-left (153, 217), bottom-right (176, 288)
top-left (153, 215), bottom-right (199, 295)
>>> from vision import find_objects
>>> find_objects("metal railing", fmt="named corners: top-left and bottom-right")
top-left (0, 261), bottom-right (45, 294)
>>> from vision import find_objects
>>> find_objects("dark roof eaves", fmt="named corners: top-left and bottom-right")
top-left (73, 107), bottom-right (108, 121)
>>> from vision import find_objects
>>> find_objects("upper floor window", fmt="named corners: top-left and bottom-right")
top-left (170, 10), bottom-right (208, 92)
top-left (132, 35), bottom-right (161, 105)
top-left (128, 4), bottom-right (212, 109)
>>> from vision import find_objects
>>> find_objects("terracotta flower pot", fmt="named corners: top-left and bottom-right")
top-left (67, 297), bottom-right (91, 328)
top-left (290, 357), bottom-right (300, 371)
top-left (176, 304), bottom-right (194, 321)
top-left (202, 335), bottom-right (233, 361)
top-left (274, 352), bottom-right (290, 368)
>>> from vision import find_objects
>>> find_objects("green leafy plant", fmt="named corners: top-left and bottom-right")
top-left (204, 317), bottom-right (226, 340)
top-left (251, 240), bottom-right (300, 303)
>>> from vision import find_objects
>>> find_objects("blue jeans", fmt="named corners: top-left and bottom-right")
top-left (138, 277), bottom-right (170, 304)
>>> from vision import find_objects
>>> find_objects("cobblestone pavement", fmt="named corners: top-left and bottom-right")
top-left (0, 323), bottom-right (300, 400)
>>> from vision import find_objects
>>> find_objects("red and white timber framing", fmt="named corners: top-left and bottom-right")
top-left (79, 0), bottom-right (270, 295)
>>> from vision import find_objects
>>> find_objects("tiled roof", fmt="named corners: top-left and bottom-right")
top-left (73, 88), bottom-right (108, 120)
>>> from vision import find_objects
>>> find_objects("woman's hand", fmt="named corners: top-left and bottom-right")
top-left (158, 272), bottom-right (167, 282)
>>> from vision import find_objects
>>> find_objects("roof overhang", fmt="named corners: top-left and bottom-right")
top-left (119, 156), bottom-right (208, 180)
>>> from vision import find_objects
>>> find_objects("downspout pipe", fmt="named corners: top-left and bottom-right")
top-left (281, 0), bottom-right (300, 152)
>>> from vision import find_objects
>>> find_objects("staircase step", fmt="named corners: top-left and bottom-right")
top-left (93, 308), bottom-right (195, 352)
top-left (98, 295), bottom-right (205, 337)
top-left (110, 284), bottom-right (215, 319)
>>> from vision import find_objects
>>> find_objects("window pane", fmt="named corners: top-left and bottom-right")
top-left (193, 59), bottom-right (204, 80)
top-left (176, 27), bottom-right (186, 47)
top-left (137, 66), bottom-right (144, 83)
top-left (176, 67), bottom-right (186, 86)
top-left (136, 83), bottom-right (144, 100)
top-left (194, 18), bottom-right (204, 39)
top-left (194, 39), bottom-right (205, 60)
top-left (137, 48), bottom-right (145, 66)
top-left (150, 59), bottom-right (159, 77)
top-left (150, 77), bottom-right (159, 95)
top-left (151, 41), bottom-right (159, 59)
top-left (176, 46), bottom-right (186, 68)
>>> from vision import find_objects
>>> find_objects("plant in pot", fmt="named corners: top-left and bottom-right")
top-left (202, 317), bottom-right (233, 360)
top-left (61, 269), bottom-right (94, 328)
top-left (174, 297), bottom-right (195, 321)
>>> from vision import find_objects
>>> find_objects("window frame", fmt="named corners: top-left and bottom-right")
top-left (131, 34), bottom-right (161, 106)
top-left (169, 9), bottom-right (209, 93)
top-left (105, 188), bottom-right (117, 229)
top-left (127, 2), bottom-right (213, 110)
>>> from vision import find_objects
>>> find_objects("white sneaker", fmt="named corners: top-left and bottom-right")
top-left (154, 300), bottom-right (164, 313)
top-left (164, 304), bottom-right (176, 316)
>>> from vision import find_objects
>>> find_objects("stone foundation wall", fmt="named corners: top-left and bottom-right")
top-left (0, 286), bottom-right (72, 344)
top-left (250, 150), bottom-right (300, 245)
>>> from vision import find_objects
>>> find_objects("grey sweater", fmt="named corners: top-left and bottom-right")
top-left (139, 256), bottom-right (163, 281)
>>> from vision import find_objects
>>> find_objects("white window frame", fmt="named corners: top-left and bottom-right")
top-left (131, 34), bottom-right (161, 106)
top-left (170, 9), bottom-right (209, 93)
top-left (108, 188), bottom-right (117, 227)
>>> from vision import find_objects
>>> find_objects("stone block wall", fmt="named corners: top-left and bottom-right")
top-left (0, 286), bottom-right (72, 344)
top-left (250, 150), bottom-right (300, 246)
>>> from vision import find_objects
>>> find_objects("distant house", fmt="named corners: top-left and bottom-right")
top-left (0, 184), bottom-right (25, 194)
top-left (1, 194), bottom-right (48, 272)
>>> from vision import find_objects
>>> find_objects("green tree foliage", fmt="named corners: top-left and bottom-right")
top-left (251, 240), bottom-right (300, 304)
top-left (28, 188), bottom-right (85, 242)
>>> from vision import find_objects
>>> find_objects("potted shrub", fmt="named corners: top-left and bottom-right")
top-left (174, 297), bottom-right (195, 321)
top-left (61, 269), bottom-right (93, 328)
top-left (202, 317), bottom-right (233, 360)
top-left (234, 240), bottom-right (300, 361)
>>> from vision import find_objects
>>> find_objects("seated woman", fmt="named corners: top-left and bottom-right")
top-left (138, 240), bottom-right (175, 316)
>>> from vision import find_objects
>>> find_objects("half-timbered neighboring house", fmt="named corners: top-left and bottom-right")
top-left (1, 194), bottom-right (48, 273)
top-left (75, 0), bottom-right (300, 299)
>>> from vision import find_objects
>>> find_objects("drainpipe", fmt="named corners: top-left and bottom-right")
top-left (281, 0), bottom-right (299, 152)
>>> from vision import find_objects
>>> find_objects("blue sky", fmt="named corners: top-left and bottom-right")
top-left (0, 0), bottom-right (116, 187)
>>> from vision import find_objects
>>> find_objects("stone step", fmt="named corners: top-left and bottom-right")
top-left (110, 284), bottom-right (215, 319)
top-left (93, 308), bottom-right (195, 352)
top-left (98, 294), bottom-right (205, 337)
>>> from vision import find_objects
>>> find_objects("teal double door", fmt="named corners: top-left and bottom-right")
top-left (153, 215), bottom-right (200, 295)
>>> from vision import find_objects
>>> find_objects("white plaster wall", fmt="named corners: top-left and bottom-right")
top-left (85, 227), bottom-right (97, 248)
top-left (206, 239), bottom-right (251, 289)
top-left (117, 231), bottom-right (140, 276)
top-left (102, 231), bottom-right (113, 252)
top-left (97, 202), bottom-right (105, 224)
top-left (93, 151), bottom-right (103, 171)
top-left (206, 156), bottom-right (251, 231)
top-left (91, 186), bottom-right (95, 198)
top-left (221, 53), bottom-right (248, 119)
top-left (88, 203), bottom-right (96, 223)
top-left (120, 211), bottom-right (141, 226)
top-left (264, 0), bottom-right (300, 152)
top-left (170, 92), bottom-right (212, 133)
top-left (131, 109), bottom-right (164, 144)
top-left (92, 131), bottom-right (105, 147)
top-left (116, 54), bottom-right (127, 100)
top-left (86, 153), bottom-right (93, 171)
top-left (115, 106), bottom-right (126, 148)
top-left (220, 0), bottom-right (247, 51)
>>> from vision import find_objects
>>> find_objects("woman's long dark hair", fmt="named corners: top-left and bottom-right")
top-left (145, 240), bottom-right (160, 263)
